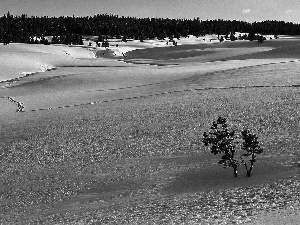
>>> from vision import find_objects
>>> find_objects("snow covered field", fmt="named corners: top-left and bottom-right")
top-left (0, 38), bottom-right (283, 114)
top-left (1, 38), bottom-right (300, 224)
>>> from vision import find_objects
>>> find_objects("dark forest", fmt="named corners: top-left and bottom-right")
top-left (1, 12), bottom-right (300, 45)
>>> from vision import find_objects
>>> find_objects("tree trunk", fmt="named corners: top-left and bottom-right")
top-left (233, 166), bottom-right (238, 177)
top-left (242, 161), bottom-right (249, 177)
top-left (230, 158), bottom-right (238, 177)
top-left (247, 163), bottom-right (254, 177)
top-left (247, 153), bottom-right (255, 177)
top-left (247, 170), bottom-right (251, 177)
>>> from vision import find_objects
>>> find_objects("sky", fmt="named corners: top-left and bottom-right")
top-left (1, 0), bottom-right (300, 23)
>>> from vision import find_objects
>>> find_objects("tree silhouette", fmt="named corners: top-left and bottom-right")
top-left (240, 130), bottom-right (263, 177)
top-left (203, 117), bottom-right (239, 177)
top-left (203, 117), bottom-right (263, 177)
top-left (1, 13), bottom-right (300, 45)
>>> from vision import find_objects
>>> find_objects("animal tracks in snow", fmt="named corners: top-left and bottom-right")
top-left (28, 83), bottom-right (300, 112)
top-left (4, 59), bottom-right (300, 113)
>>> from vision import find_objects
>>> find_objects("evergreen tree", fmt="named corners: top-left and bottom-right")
top-left (1, 13), bottom-right (300, 45)
top-left (248, 32), bottom-right (256, 41)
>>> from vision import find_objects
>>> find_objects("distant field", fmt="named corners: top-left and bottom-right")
top-left (0, 39), bottom-right (300, 224)
top-left (124, 39), bottom-right (300, 62)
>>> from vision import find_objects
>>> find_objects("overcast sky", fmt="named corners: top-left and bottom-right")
top-left (1, 0), bottom-right (300, 23)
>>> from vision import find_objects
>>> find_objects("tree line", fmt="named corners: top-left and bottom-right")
top-left (1, 12), bottom-right (300, 45)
